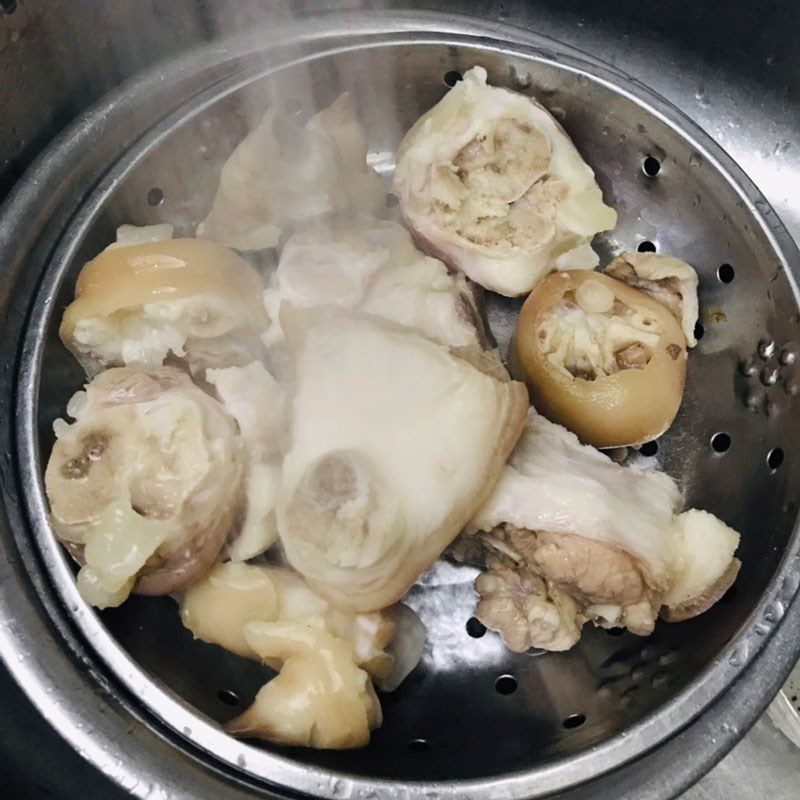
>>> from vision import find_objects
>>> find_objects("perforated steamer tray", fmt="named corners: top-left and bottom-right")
top-left (1, 12), bottom-right (800, 800)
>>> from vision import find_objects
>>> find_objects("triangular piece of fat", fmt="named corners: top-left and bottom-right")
top-left (277, 309), bottom-right (528, 611)
top-left (470, 412), bottom-right (683, 589)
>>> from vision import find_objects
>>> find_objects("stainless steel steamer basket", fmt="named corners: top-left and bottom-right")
top-left (1, 12), bottom-right (799, 800)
